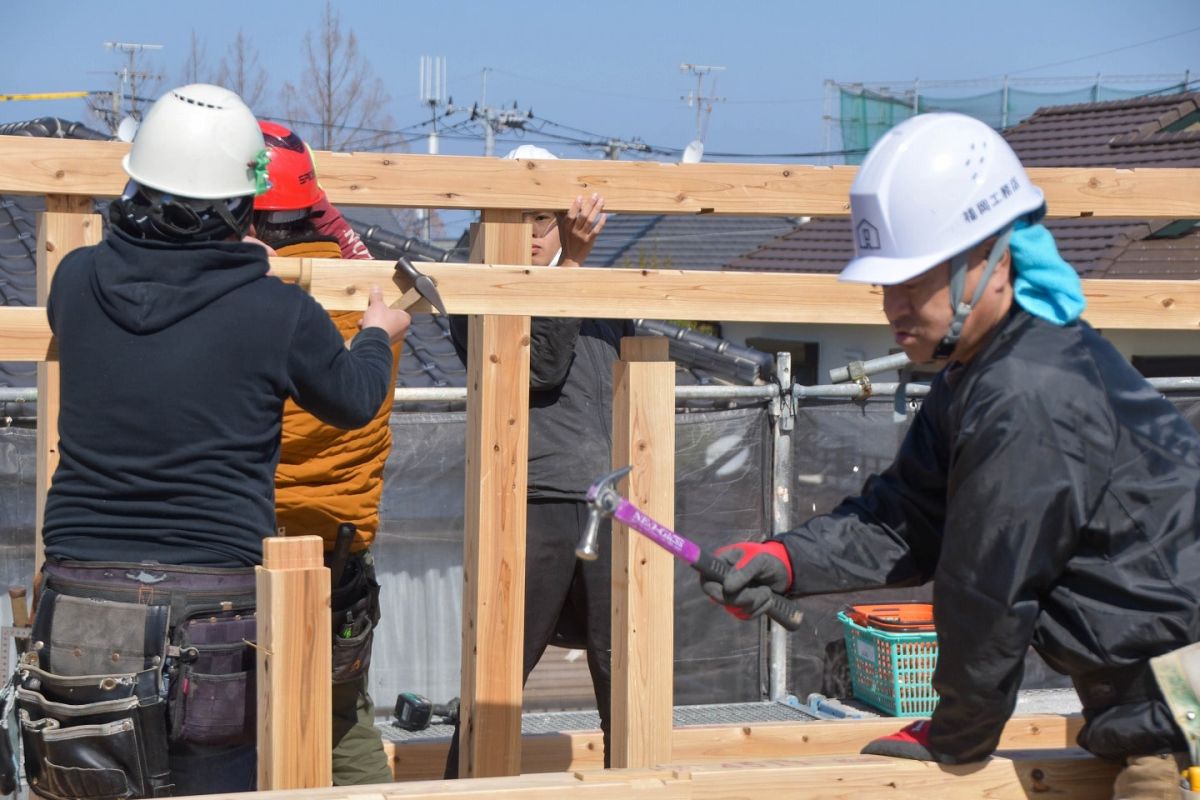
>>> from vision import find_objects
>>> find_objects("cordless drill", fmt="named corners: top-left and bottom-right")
top-left (394, 692), bottom-right (459, 732)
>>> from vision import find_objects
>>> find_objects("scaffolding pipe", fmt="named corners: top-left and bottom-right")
top-left (767, 353), bottom-right (793, 702)
top-left (797, 382), bottom-right (930, 400)
top-left (828, 352), bottom-right (913, 384)
top-left (3, 376), bottom-right (1199, 407)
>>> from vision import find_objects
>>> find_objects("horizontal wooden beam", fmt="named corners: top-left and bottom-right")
top-left (386, 714), bottom-right (1084, 782)
top-left (0, 137), bottom-right (1196, 218)
top-left (4, 262), bottom-right (1200, 362)
top-left (179, 746), bottom-right (1114, 799)
top-left (3, 306), bottom-right (56, 360)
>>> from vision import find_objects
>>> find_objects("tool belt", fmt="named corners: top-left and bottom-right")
top-left (1071, 662), bottom-right (1161, 712)
top-left (329, 551), bottom-right (380, 684)
top-left (15, 561), bottom-right (256, 799)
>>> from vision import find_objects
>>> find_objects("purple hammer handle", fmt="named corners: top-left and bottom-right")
top-left (611, 497), bottom-right (702, 564)
top-left (608, 496), bottom-right (806, 632)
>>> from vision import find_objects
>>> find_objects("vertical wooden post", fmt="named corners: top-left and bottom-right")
top-left (35, 199), bottom-right (99, 576)
top-left (256, 535), bottom-right (332, 790)
top-left (610, 336), bottom-right (675, 769)
top-left (459, 209), bottom-right (532, 778)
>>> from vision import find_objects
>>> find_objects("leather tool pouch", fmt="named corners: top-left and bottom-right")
top-left (167, 613), bottom-right (256, 748)
top-left (329, 554), bottom-right (380, 684)
top-left (18, 590), bottom-right (172, 799)
top-left (0, 673), bottom-right (19, 796)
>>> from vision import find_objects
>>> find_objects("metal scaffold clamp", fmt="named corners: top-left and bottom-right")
top-left (847, 360), bottom-right (873, 400)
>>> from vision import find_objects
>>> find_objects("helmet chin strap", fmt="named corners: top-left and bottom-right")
top-left (931, 224), bottom-right (1015, 361)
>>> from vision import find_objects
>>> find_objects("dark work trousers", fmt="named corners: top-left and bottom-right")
top-left (444, 499), bottom-right (613, 777)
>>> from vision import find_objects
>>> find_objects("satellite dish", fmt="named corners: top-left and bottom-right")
top-left (115, 115), bottom-right (140, 143)
top-left (681, 139), bottom-right (704, 164)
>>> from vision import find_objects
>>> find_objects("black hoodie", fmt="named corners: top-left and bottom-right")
top-left (43, 228), bottom-right (394, 567)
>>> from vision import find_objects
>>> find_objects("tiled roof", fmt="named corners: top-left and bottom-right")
top-left (586, 214), bottom-right (800, 271)
top-left (730, 92), bottom-right (1200, 279)
top-left (1004, 92), bottom-right (1200, 168)
top-left (724, 217), bottom-right (1176, 280)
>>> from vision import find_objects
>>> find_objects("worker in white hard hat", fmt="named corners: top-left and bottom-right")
top-left (32, 84), bottom-right (409, 797)
top-left (701, 113), bottom-right (1199, 799)
top-left (443, 144), bottom-right (631, 777)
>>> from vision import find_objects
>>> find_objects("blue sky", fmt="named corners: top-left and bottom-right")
top-left (3, 0), bottom-right (1197, 163)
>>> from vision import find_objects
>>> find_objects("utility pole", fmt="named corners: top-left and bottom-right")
top-left (599, 138), bottom-right (650, 160)
top-left (90, 42), bottom-right (163, 133)
top-left (420, 55), bottom-right (449, 157)
top-left (467, 67), bottom-right (533, 158)
top-left (679, 63), bottom-right (726, 147)
top-left (419, 55), bottom-right (456, 241)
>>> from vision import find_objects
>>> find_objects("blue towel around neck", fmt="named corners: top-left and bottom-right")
top-left (1009, 222), bottom-right (1086, 326)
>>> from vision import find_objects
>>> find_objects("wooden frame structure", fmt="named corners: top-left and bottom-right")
top-left (1, 136), bottom-right (1197, 794)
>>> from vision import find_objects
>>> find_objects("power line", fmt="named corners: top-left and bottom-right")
top-left (486, 67), bottom-right (675, 103)
top-left (995, 24), bottom-right (1200, 78)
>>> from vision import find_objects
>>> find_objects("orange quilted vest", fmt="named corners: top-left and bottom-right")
top-left (273, 239), bottom-right (401, 551)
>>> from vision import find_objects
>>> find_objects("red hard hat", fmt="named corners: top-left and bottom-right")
top-left (255, 120), bottom-right (323, 211)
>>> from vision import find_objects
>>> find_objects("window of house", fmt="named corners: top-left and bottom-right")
top-left (744, 338), bottom-right (819, 385)
top-left (1131, 355), bottom-right (1200, 379)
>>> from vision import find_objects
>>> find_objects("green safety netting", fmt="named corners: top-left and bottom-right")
top-left (838, 81), bottom-right (1191, 164)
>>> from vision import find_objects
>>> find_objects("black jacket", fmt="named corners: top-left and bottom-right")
top-left (43, 229), bottom-right (394, 568)
top-left (778, 308), bottom-right (1199, 762)
top-left (451, 315), bottom-right (635, 500)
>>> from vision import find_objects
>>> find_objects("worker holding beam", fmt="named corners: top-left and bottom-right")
top-left (255, 119), bottom-right (400, 786)
top-left (28, 84), bottom-right (408, 798)
top-left (704, 112), bottom-right (1200, 799)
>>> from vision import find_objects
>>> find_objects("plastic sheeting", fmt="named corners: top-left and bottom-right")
top-left (782, 394), bottom-right (1200, 698)
top-left (837, 81), bottom-right (1190, 164)
top-left (369, 406), bottom-right (771, 708)
top-left (3, 394), bottom-right (1200, 712)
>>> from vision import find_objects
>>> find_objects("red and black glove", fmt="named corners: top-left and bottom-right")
top-left (699, 540), bottom-right (793, 620)
top-left (860, 720), bottom-right (936, 761)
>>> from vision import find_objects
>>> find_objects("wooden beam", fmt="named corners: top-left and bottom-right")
top-left (675, 749), bottom-right (1117, 800)
top-left (6, 264), bottom-right (1200, 364)
top-left (222, 260), bottom-right (1200, 329)
top-left (385, 714), bottom-right (1085, 782)
top-left (458, 211), bottom-right (532, 778)
top-left (34, 207), bottom-right (100, 576)
top-left (176, 746), bottom-right (1115, 799)
top-left (256, 536), bottom-right (332, 790)
top-left (8, 265), bottom-right (1200, 363)
top-left (611, 337), bottom-right (676, 769)
top-left (1, 137), bottom-right (1197, 218)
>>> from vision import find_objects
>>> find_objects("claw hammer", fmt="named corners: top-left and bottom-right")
top-left (578, 466), bottom-right (804, 631)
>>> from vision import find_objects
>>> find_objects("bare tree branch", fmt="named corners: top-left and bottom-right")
top-left (216, 31), bottom-right (268, 112)
top-left (180, 31), bottom-right (209, 85)
top-left (280, 0), bottom-right (396, 152)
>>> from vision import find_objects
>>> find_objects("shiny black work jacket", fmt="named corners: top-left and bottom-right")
top-left (778, 307), bottom-right (1200, 761)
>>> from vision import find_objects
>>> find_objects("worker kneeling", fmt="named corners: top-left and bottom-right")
top-left (703, 113), bottom-right (1199, 799)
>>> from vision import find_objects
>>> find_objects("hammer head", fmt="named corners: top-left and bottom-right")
top-left (576, 465), bottom-right (631, 561)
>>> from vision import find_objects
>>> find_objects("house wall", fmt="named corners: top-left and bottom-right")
top-left (720, 322), bottom-right (1200, 384)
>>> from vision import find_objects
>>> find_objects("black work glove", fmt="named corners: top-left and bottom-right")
top-left (861, 720), bottom-right (936, 761)
top-left (699, 540), bottom-right (793, 620)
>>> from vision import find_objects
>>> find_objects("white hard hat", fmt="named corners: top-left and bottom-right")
top-left (503, 144), bottom-right (557, 160)
top-left (123, 84), bottom-right (265, 200)
top-left (840, 112), bottom-right (1044, 286)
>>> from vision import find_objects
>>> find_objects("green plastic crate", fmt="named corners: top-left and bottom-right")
top-left (837, 610), bottom-right (939, 717)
